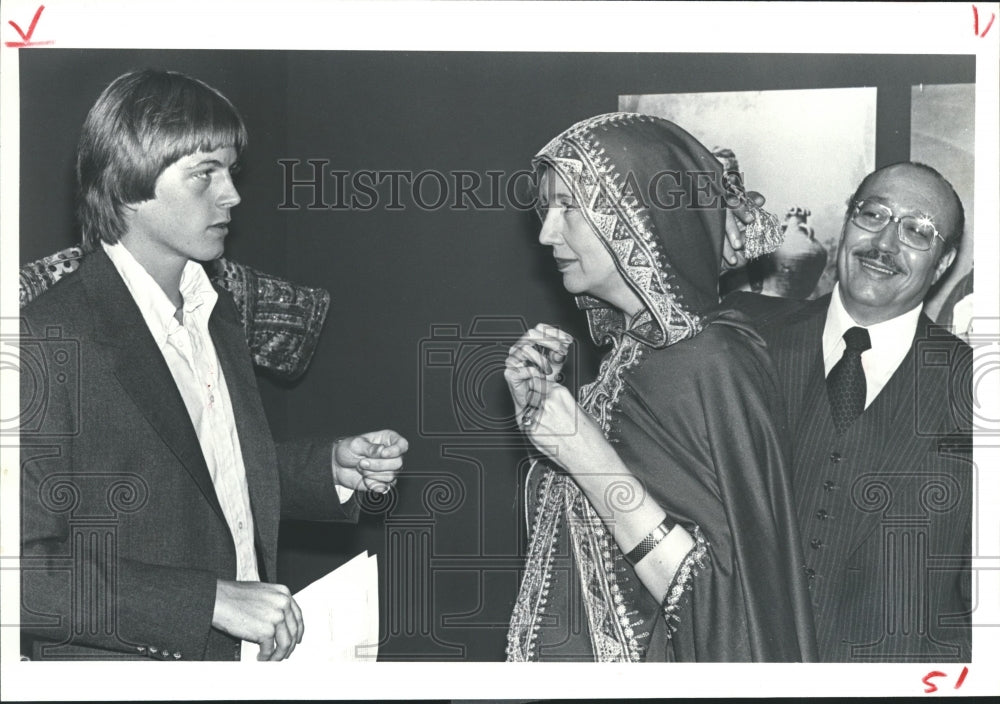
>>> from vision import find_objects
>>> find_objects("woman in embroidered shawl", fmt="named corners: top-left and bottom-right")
top-left (505, 113), bottom-right (817, 662)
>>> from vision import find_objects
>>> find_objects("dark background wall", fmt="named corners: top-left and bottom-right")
top-left (19, 50), bottom-right (975, 660)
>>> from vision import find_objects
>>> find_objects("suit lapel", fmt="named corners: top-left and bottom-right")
top-left (81, 251), bottom-right (227, 524)
top-left (767, 295), bottom-right (828, 427)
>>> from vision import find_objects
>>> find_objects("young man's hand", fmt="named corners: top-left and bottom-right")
top-left (332, 430), bottom-right (408, 493)
top-left (212, 580), bottom-right (303, 661)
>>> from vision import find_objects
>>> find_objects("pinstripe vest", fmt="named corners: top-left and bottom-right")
top-left (792, 355), bottom-right (907, 660)
top-left (743, 293), bottom-right (972, 663)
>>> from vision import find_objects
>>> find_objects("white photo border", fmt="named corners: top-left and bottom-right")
top-left (1, 1), bottom-right (997, 699)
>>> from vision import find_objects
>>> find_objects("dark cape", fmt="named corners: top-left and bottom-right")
top-left (511, 311), bottom-right (817, 661)
top-left (618, 311), bottom-right (815, 661)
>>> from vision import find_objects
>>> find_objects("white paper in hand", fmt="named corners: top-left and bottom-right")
top-left (241, 551), bottom-right (378, 662)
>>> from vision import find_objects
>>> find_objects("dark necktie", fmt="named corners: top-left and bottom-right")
top-left (826, 326), bottom-right (871, 435)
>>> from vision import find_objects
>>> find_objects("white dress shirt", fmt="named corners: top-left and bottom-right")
top-left (103, 242), bottom-right (260, 581)
top-left (822, 282), bottom-right (923, 409)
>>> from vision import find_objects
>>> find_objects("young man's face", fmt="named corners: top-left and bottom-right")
top-left (123, 146), bottom-right (241, 270)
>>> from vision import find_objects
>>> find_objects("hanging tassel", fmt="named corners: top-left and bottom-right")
top-left (724, 176), bottom-right (784, 259)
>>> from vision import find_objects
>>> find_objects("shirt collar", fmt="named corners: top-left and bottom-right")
top-left (102, 241), bottom-right (218, 346)
top-left (823, 282), bottom-right (922, 361)
top-left (178, 258), bottom-right (218, 317)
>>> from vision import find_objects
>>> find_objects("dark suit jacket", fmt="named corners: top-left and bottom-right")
top-left (728, 292), bottom-right (973, 662)
top-left (20, 250), bottom-right (357, 660)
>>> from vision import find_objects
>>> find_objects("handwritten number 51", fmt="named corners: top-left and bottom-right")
top-left (922, 666), bottom-right (969, 694)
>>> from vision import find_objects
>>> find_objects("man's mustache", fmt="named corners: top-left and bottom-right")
top-left (854, 247), bottom-right (904, 274)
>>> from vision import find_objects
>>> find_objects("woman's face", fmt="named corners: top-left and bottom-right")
top-left (537, 168), bottom-right (635, 309)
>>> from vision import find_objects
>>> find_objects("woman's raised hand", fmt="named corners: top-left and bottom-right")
top-left (510, 369), bottom-right (611, 479)
top-left (721, 189), bottom-right (767, 270)
top-left (504, 323), bottom-right (573, 431)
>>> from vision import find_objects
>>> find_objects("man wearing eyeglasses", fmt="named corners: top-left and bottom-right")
top-left (728, 162), bottom-right (972, 662)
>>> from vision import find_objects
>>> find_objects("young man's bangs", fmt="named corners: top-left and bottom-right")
top-left (157, 123), bottom-right (247, 168)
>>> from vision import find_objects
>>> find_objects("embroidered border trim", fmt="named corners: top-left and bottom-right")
top-left (660, 527), bottom-right (709, 636)
top-left (506, 470), bottom-right (565, 662)
top-left (579, 335), bottom-right (645, 434)
top-left (565, 484), bottom-right (642, 662)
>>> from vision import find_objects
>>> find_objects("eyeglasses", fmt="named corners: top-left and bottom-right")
top-left (851, 199), bottom-right (944, 251)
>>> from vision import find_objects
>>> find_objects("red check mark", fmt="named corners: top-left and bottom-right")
top-left (6, 5), bottom-right (54, 47)
top-left (973, 4), bottom-right (996, 37)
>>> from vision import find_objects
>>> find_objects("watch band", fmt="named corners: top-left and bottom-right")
top-left (625, 519), bottom-right (676, 565)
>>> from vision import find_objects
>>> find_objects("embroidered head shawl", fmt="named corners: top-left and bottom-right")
top-left (507, 114), bottom-right (782, 662)
top-left (533, 112), bottom-right (780, 349)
